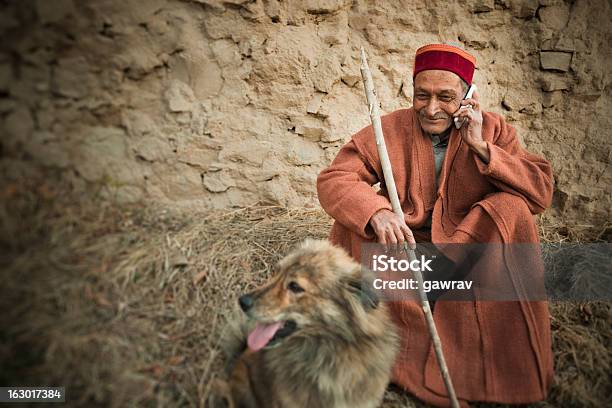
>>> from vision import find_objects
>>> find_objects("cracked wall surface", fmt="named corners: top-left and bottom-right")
top-left (1, 0), bottom-right (610, 223)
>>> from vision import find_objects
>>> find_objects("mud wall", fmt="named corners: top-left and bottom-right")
top-left (1, 0), bottom-right (610, 222)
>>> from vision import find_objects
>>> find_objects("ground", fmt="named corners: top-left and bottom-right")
top-left (0, 185), bottom-right (610, 407)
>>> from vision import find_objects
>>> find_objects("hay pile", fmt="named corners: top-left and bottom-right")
top-left (0, 190), bottom-right (610, 407)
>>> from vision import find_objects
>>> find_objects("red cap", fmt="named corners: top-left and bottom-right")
top-left (413, 44), bottom-right (476, 85)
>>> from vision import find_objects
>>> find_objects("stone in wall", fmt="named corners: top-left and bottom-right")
top-left (542, 91), bottom-right (563, 108)
top-left (72, 127), bottom-right (141, 183)
top-left (511, 0), bottom-right (540, 19)
top-left (165, 80), bottom-right (195, 113)
top-left (538, 4), bottom-right (571, 30)
top-left (541, 77), bottom-right (571, 92)
top-left (24, 131), bottom-right (71, 169)
top-left (317, 12), bottom-right (349, 46)
top-left (292, 115), bottom-right (327, 142)
top-left (218, 140), bottom-right (272, 167)
top-left (203, 170), bottom-right (235, 193)
top-left (540, 51), bottom-right (573, 72)
top-left (287, 138), bottom-right (322, 166)
top-left (470, 0), bottom-right (495, 13)
top-left (312, 55), bottom-right (342, 93)
top-left (305, 0), bottom-right (352, 15)
top-left (3, 107), bottom-right (34, 153)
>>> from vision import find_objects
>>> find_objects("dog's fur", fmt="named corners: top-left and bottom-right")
top-left (211, 239), bottom-right (399, 408)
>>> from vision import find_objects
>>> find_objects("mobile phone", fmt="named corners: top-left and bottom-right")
top-left (454, 84), bottom-right (477, 129)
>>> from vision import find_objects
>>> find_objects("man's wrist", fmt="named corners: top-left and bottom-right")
top-left (469, 140), bottom-right (490, 164)
top-left (369, 208), bottom-right (390, 226)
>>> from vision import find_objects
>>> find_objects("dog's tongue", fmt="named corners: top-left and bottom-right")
top-left (247, 322), bottom-right (282, 351)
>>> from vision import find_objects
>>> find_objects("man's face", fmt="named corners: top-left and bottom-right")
top-left (413, 70), bottom-right (465, 135)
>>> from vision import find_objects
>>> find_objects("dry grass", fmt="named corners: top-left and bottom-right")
top-left (0, 187), bottom-right (610, 407)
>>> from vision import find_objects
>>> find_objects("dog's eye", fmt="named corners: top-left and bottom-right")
top-left (287, 281), bottom-right (304, 293)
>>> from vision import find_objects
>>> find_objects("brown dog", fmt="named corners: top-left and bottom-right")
top-left (211, 239), bottom-right (399, 408)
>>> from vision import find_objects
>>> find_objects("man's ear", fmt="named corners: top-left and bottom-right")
top-left (345, 268), bottom-right (379, 310)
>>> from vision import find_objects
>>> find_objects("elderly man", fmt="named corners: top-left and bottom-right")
top-left (317, 44), bottom-right (554, 407)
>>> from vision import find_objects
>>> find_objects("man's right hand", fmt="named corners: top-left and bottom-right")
top-left (369, 209), bottom-right (416, 250)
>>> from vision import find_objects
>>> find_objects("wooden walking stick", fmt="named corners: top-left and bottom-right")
top-left (359, 47), bottom-right (460, 408)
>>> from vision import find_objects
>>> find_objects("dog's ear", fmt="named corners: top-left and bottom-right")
top-left (345, 269), bottom-right (379, 310)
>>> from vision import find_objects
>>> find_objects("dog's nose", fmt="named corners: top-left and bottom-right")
top-left (239, 294), bottom-right (253, 312)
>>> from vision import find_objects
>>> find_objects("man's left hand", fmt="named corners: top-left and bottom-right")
top-left (453, 88), bottom-right (490, 163)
